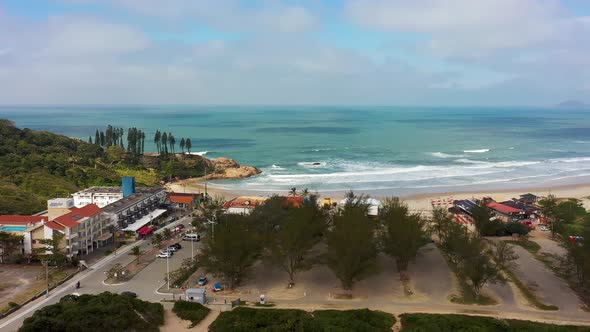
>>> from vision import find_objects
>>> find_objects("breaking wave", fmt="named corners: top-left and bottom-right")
top-left (464, 149), bottom-right (490, 153)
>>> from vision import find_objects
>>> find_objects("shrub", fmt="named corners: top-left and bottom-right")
top-left (209, 307), bottom-right (395, 332)
top-left (19, 292), bottom-right (164, 332)
top-left (172, 301), bottom-right (211, 327)
top-left (400, 313), bottom-right (590, 332)
top-left (313, 309), bottom-right (395, 332)
top-left (505, 222), bottom-right (531, 236)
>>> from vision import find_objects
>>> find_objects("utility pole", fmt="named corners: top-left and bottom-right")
top-left (191, 236), bottom-right (194, 262)
top-left (43, 261), bottom-right (49, 297)
top-left (204, 164), bottom-right (208, 197)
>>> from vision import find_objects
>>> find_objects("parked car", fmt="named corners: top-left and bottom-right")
top-left (157, 251), bottom-right (172, 258)
top-left (568, 236), bottom-right (585, 246)
top-left (171, 243), bottom-right (182, 250)
top-left (540, 225), bottom-right (549, 231)
top-left (212, 282), bottom-right (223, 292)
top-left (167, 246), bottom-right (178, 252)
top-left (182, 233), bottom-right (200, 242)
top-left (121, 291), bottom-right (137, 298)
top-left (197, 276), bottom-right (208, 286)
top-left (176, 224), bottom-right (185, 231)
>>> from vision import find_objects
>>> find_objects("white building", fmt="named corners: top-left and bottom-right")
top-left (72, 186), bottom-right (165, 208)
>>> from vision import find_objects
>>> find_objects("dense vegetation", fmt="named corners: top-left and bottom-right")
top-left (0, 119), bottom-right (207, 214)
top-left (198, 192), bottom-right (429, 292)
top-left (19, 292), bottom-right (164, 332)
top-left (172, 300), bottom-right (210, 327)
top-left (209, 307), bottom-right (395, 332)
top-left (400, 313), bottom-right (590, 331)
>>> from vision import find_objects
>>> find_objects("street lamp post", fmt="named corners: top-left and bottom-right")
top-left (166, 253), bottom-right (170, 290)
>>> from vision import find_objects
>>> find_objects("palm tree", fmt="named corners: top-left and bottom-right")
top-left (186, 138), bottom-right (192, 154)
top-left (152, 233), bottom-right (164, 249)
top-left (301, 188), bottom-right (309, 197)
top-left (289, 187), bottom-right (297, 196)
top-left (180, 138), bottom-right (185, 154)
top-left (154, 130), bottom-right (161, 154)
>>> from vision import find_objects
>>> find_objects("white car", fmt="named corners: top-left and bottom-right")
top-left (157, 251), bottom-right (172, 258)
top-left (540, 226), bottom-right (549, 231)
top-left (167, 246), bottom-right (178, 252)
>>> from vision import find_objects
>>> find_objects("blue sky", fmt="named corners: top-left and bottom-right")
top-left (0, 0), bottom-right (589, 105)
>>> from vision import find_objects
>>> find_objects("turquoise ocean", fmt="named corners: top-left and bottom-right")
top-left (3, 105), bottom-right (590, 196)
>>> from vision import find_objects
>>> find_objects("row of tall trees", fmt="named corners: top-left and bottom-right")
top-left (91, 125), bottom-right (125, 149)
top-left (89, 126), bottom-right (194, 157)
top-left (126, 127), bottom-right (146, 158)
top-left (198, 192), bottom-right (430, 291)
top-left (539, 195), bottom-right (590, 295)
top-left (153, 131), bottom-right (192, 155)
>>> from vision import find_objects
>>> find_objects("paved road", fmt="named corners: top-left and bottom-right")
top-left (0, 216), bottom-right (195, 332)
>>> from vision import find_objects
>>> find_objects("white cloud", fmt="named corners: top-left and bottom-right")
top-left (345, 0), bottom-right (588, 58)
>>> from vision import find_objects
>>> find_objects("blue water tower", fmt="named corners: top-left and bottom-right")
top-left (122, 176), bottom-right (136, 198)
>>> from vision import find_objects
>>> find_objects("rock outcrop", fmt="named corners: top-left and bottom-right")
top-left (204, 157), bottom-right (261, 179)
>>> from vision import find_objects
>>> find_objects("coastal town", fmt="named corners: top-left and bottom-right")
top-left (2, 170), bottom-right (590, 330)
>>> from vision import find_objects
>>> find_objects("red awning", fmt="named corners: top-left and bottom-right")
top-left (137, 225), bottom-right (149, 234)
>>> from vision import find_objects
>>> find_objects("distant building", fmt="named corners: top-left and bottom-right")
top-left (167, 192), bottom-right (203, 209)
top-left (0, 215), bottom-right (48, 256)
top-left (53, 204), bottom-right (109, 256)
top-left (519, 193), bottom-right (539, 205)
top-left (487, 201), bottom-right (524, 223)
top-left (224, 196), bottom-right (268, 215)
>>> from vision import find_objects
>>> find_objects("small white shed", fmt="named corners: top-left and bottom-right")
top-left (185, 288), bottom-right (207, 304)
top-left (339, 198), bottom-right (382, 216)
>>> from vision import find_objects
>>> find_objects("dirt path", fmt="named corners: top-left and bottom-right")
top-left (193, 309), bottom-right (220, 332)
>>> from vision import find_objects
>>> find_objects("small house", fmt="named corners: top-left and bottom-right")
top-left (339, 197), bottom-right (382, 216)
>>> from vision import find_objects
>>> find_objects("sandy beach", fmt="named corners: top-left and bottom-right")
top-left (166, 178), bottom-right (590, 215)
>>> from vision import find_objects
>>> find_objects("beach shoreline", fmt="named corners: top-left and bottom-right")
top-left (165, 177), bottom-right (590, 213)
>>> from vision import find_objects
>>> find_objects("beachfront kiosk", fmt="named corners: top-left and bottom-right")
top-left (185, 288), bottom-right (206, 304)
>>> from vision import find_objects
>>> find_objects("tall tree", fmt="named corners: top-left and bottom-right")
top-left (180, 138), bottom-right (185, 154)
top-left (185, 138), bottom-right (192, 154)
top-left (268, 197), bottom-right (326, 285)
top-left (130, 245), bottom-right (143, 263)
top-left (0, 231), bottom-right (24, 263)
top-left (472, 201), bottom-right (502, 237)
top-left (430, 206), bottom-right (454, 242)
top-left (88, 136), bottom-right (92, 144)
top-left (169, 133), bottom-right (175, 154)
top-left (456, 235), bottom-right (503, 300)
top-left (141, 131), bottom-right (146, 155)
top-left (539, 194), bottom-right (558, 237)
top-left (326, 203), bottom-right (377, 291)
top-left (379, 197), bottom-right (428, 276)
top-left (95, 130), bottom-right (100, 146)
top-left (154, 130), bottom-right (161, 154)
top-left (99, 131), bottom-right (106, 147)
top-left (200, 214), bottom-right (262, 289)
top-left (35, 232), bottom-right (67, 266)
top-left (161, 132), bottom-right (168, 155)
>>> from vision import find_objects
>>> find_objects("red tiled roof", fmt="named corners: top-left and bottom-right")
top-left (487, 202), bottom-right (522, 214)
top-left (169, 195), bottom-right (195, 205)
top-left (224, 196), bottom-right (268, 209)
top-left (0, 215), bottom-right (48, 225)
top-left (45, 221), bottom-right (65, 231)
top-left (54, 204), bottom-right (102, 228)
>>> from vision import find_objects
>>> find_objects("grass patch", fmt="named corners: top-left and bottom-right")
top-left (400, 313), bottom-right (590, 331)
top-left (505, 239), bottom-right (541, 255)
top-left (209, 307), bottom-right (395, 332)
top-left (172, 300), bottom-right (211, 328)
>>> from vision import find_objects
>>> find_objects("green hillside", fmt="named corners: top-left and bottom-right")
top-left (0, 119), bottom-right (207, 215)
